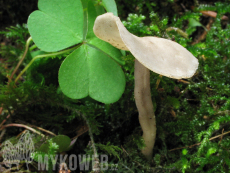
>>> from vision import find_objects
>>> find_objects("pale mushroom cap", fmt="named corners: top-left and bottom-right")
top-left (93, 13), bottom-right (199, 79)
top-left (93, 13), bottom-right (129, 50)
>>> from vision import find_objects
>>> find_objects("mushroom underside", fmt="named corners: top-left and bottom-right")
top-left (93, 12), bottom-right (199, 79)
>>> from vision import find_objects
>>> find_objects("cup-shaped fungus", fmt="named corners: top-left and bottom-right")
top-left (93, 12), bottom-right (199, 160)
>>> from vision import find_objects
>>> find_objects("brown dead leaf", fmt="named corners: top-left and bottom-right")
top-left (201, 11), bottom-right (228, 20)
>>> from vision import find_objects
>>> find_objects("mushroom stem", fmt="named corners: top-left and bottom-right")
top-left (134, 59), bottom-right (156, 160)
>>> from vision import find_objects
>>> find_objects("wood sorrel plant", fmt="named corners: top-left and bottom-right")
top-left (27, 0), bottom-right (125, 104)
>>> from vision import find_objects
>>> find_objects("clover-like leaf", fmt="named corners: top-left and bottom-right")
top-left (28, 0), bottom-right (126, 103)
top-left (86, 1), bottom-right (124, 65)
top-left (58, 44), bottom-right (126, 104)
top-left (102, 0), bottom-right (118, 16)
top-left (89, 37), bottom-right (125, 65)
top-left (86, 0), bottom-right (97, 39)
top-left (28, 0), bottom-right (84, 52)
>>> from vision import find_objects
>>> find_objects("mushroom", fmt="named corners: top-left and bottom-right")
top-left (93, 12), bottom-right (199, 160)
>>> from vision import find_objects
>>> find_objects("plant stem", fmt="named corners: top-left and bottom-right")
top-left (134, 59), bottom-right (156, 160)
top-left (29, 44), bottom-right (37, 51)
top-left (14, 44), bottom-right (81, 83)
top-left (9, 37), bottom-right (33, 82)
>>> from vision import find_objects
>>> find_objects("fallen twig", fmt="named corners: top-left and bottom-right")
top-left (31, 125), bottom-right (56, 136)
top-left (0, 114), bottom-right (11, 129)
top-left (0, 123), bottom-right (45, 137)
top-left (170, 130), bottom-right (230, 151)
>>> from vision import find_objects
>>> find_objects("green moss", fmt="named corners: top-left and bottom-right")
top-left (1, 0), bottom-right (230, 172)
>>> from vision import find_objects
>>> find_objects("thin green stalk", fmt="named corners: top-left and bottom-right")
top-left (9, 37), bottom-right (33, 82)
top-left (15, 44), bottom-right (81, 83)
top-left (29, 44), bottom-right (37, 51)
top-left (82, 114), bottom-right (100, 173)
